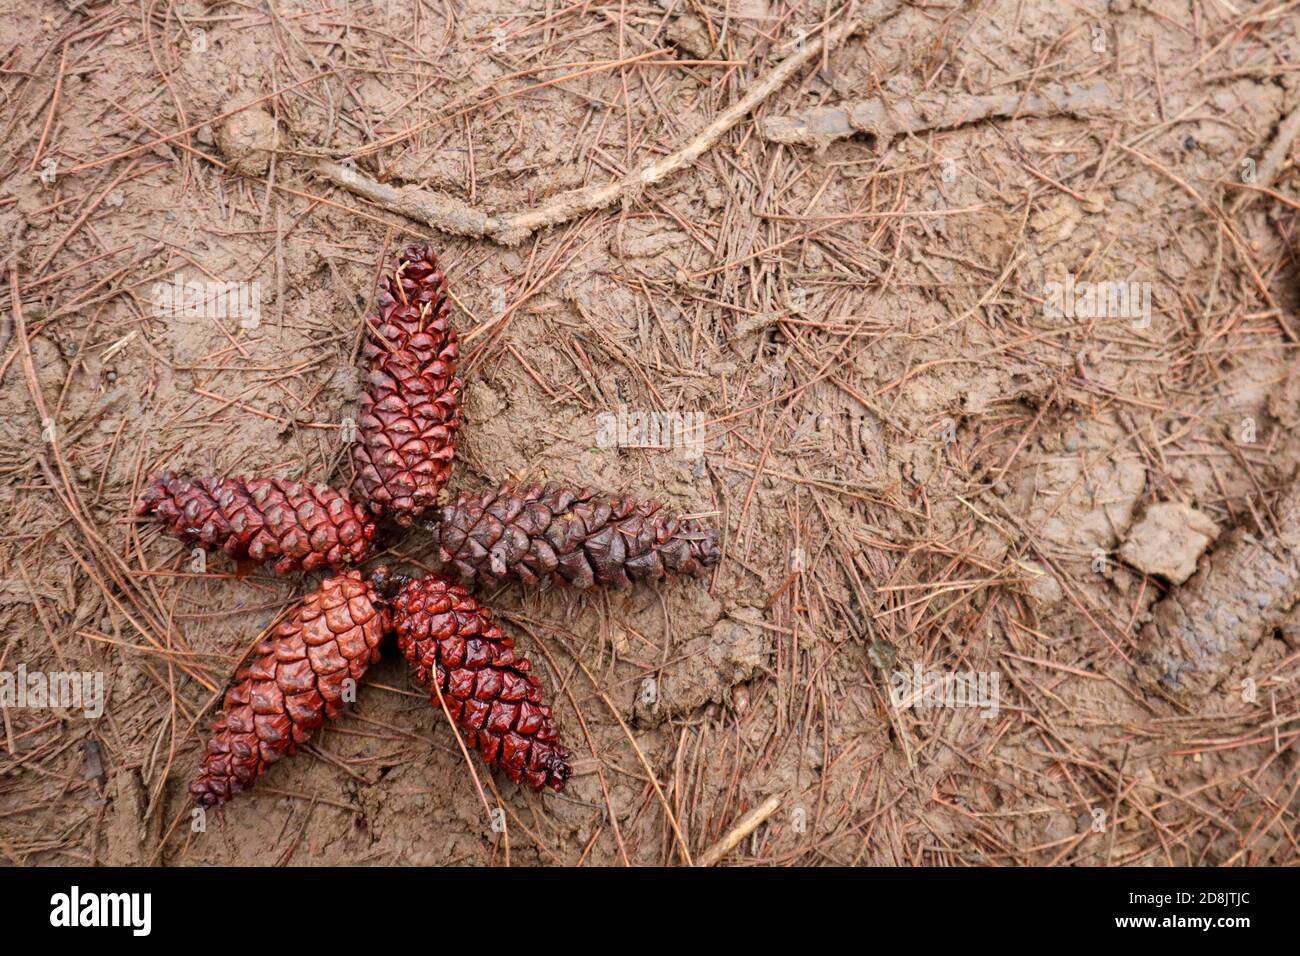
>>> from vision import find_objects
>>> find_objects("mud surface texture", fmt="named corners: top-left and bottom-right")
top-left (1, 0), bottom-right (1298, 866)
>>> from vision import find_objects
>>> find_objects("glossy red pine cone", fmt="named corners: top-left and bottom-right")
top-left (391, 574), bottom-right (571, 792)
top-left (352, 244), bottom-right (462, 524)
top-left (437, 481), bottom-right (722, 589)
top-left (191, 571), bottom-right (388, 807)
top-left (136, 473), bottom-right (376, 574)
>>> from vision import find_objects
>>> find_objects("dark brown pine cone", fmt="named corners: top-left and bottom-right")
top-left (191, 571), bottom-right (388, 807)
top-left (352, 244), bottom-right (462, 524)
top-left (391, 573), bottom-right (571, 792)
top-left (136, 473), bottom-right (376, 574)
top-left (437, 481), bottom-right (722, 589)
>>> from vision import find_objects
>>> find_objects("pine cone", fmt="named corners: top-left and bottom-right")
top-left (136, 473), bottom-right (376, 574)
top-left (437, 481), bottom-right (722, 589)
top-left (391, 574), bottom-right (570, 792)
top-left (191, 571), bottom-right (387, 807)
top-left (352, 244), bottom-right (462, 524)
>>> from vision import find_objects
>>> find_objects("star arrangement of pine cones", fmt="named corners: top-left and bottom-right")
top-left (135, 244), bottom-right (723, 810)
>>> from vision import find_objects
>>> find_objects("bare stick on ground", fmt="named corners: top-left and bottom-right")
top-left (758, 80), bottom-right (1115, 150)
top-left (312, 0), bottom-right (903, 245)
top-left (697, 795), bottom-right (781, 866)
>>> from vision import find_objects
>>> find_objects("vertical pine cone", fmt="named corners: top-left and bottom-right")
top-left (437, 481), bottom-right (722, 589)
top-left (136, 473), bottom-right (376, 574)
top-left (191, 571), bottom-right (388, 807)
top-left (352, 244), bottom-right (462, 524)
top-left (391, 574), bottom-right (571, 792)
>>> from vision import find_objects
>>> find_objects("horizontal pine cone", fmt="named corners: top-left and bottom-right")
top-left (136, 473), bottom-right (376, 574)
top-left (438, 481), bottom-right (722, 589)
top-left (352, 244), bottom-right (462, 524)
top-left (191, 571), bottom-right (387, 808)
top-left (392, 574), bottom-right (570, 792)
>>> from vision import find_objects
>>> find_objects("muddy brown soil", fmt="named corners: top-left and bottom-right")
top-left (1, 0), bottom-right (1298, 866)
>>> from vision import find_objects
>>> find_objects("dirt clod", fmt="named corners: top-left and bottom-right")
top-left (1120, 502), bottom-right (1220, 585)
top-left (216, 106), bottom-right (278, 176)
top-left (633, 608), bottom-right (769, 727)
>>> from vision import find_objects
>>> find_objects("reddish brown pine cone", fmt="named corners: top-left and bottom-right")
top-left (191, 571), bottom-right (388, 808)
top-left (437, 481), bottom-right (722, 590)
top-left (136, 473), bottom-right (376, 574)
top-left (391, 574), bottom-right (571, 792)
top-left (352, 244), bottom-right (462, 524)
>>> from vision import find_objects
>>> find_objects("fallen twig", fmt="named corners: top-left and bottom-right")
top-left (697, 795), bottom-right (781, 866)
top-left (758, 80), bottom-right (1115, 150)
top-left (312, 0), bottom-right (904, 245)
